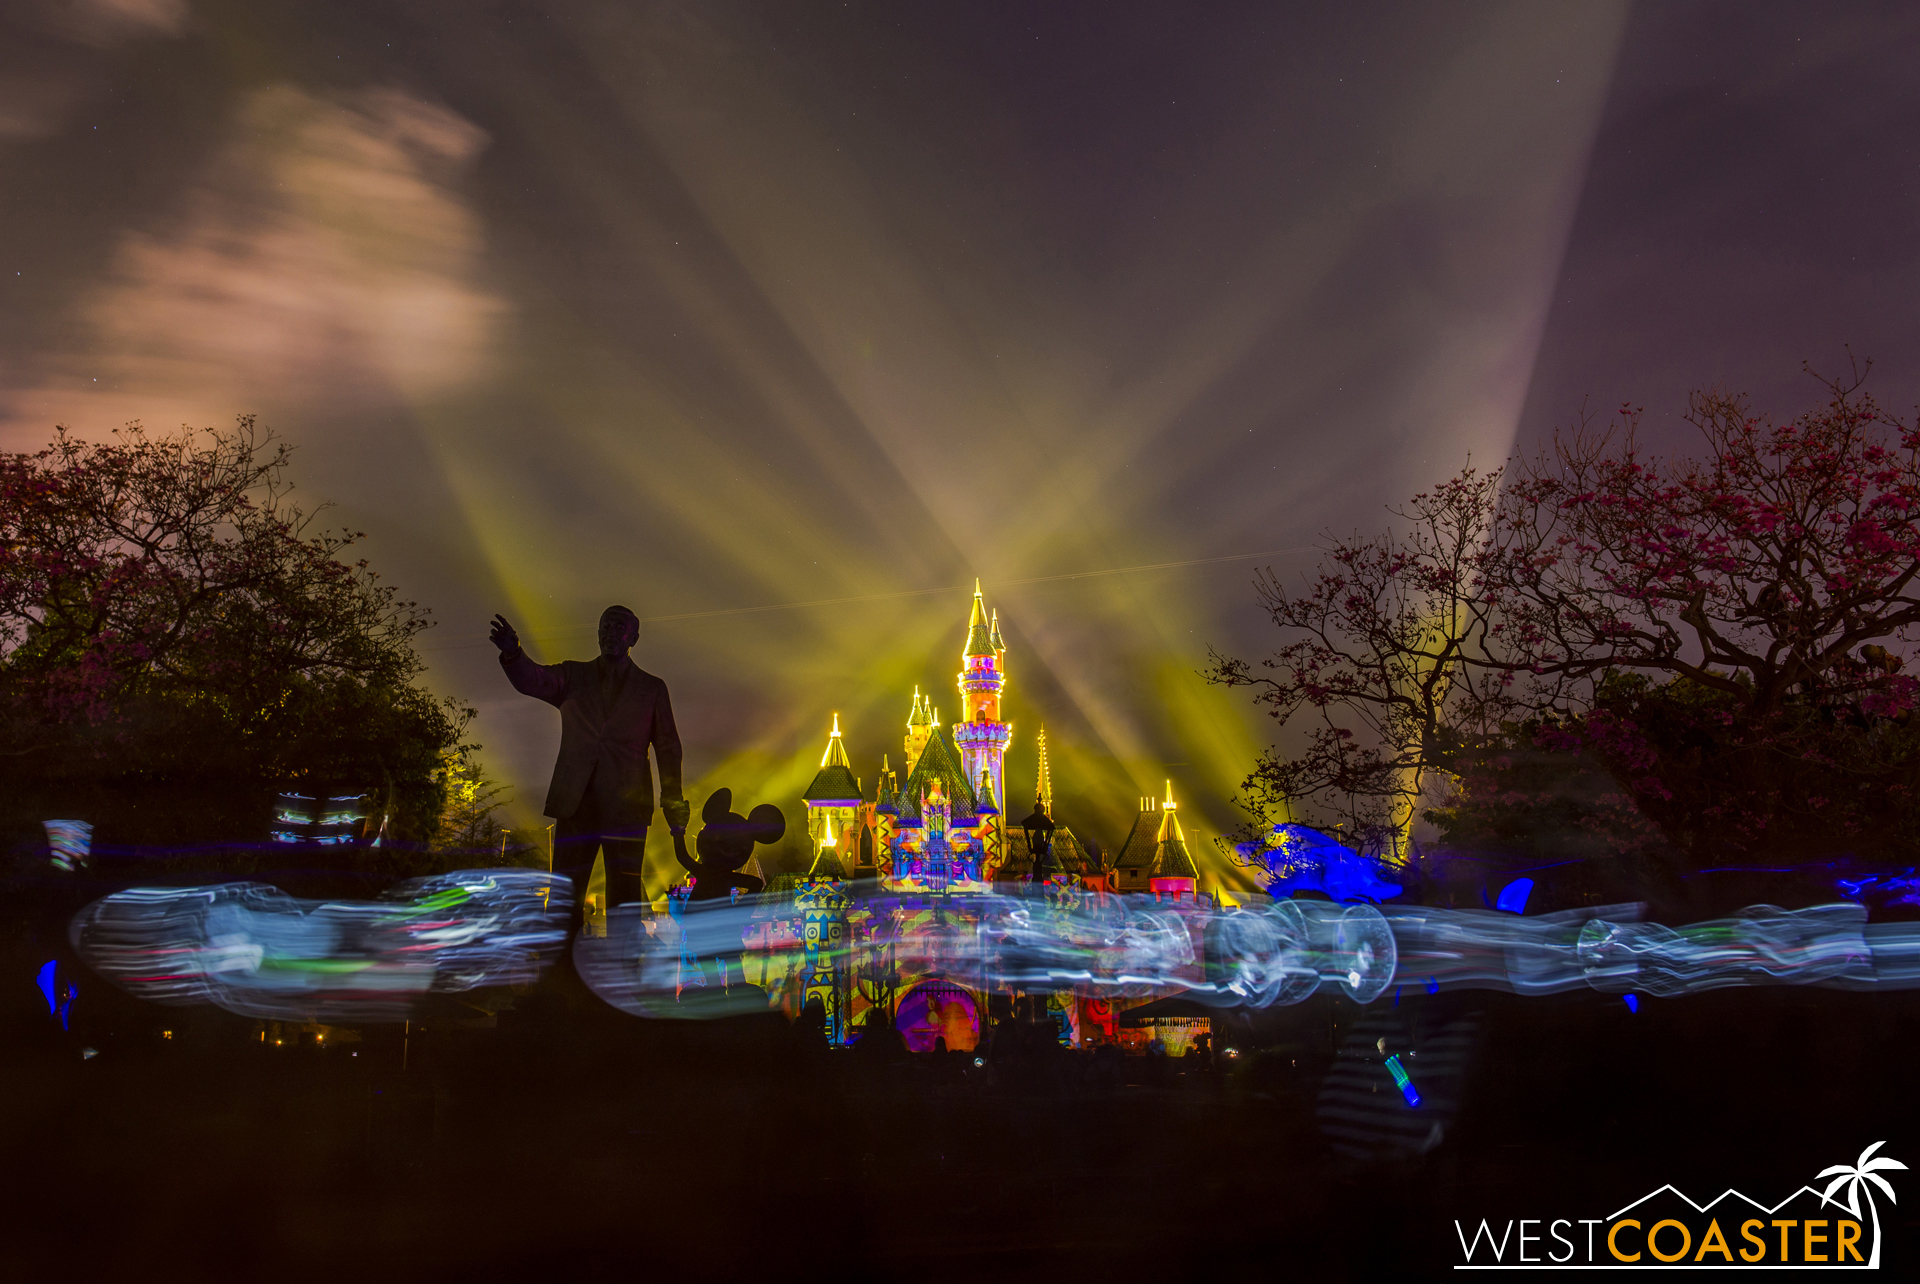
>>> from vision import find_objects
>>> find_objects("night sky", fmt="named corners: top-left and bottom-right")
top-left (5, 1), bottom-right (1918, 886)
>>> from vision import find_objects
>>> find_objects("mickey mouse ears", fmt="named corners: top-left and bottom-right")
top-left (698, 788), bottom-right (786, 847)
top-left (745, 803), bottom-right (785, 847)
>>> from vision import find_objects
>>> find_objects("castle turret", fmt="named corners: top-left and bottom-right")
top-left (953, 581), bottom-right (1012, 870)
top-left (802, 714), bottom-right (863, 866)
top-left (872, 753), bottom-right (898, 880)
top-left (976, 767), bottom-right (1005, 878)
top-left (1149, 780), bottom-right (1199, 901)
top-left (964, 580), bottom-right (995, 661)
top-left (796, 822), bottom-right (850, 1042)
top-left (905, 687), bottom-right (932, 774)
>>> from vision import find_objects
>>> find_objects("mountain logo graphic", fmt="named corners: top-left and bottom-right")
top-left (1453, 1142), bottom-right (1906, 1268)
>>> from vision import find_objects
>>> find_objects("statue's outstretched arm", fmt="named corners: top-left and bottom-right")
top-left (499, 648), bottom-right (566, 707)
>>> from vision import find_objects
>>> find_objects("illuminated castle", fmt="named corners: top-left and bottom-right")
top-left (802, 581), bottom-right (1014, 890)
top-left (796, 582), bottom-right (1195, 899)
top-left (755, 583), bottom-right (1221, 1049)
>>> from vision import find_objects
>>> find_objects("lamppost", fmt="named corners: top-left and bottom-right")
top-left (1019, 802), bottom-right (1056, 887)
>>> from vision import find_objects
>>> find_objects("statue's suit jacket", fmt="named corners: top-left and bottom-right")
top-left (500, 650), bottom-right (683, 825)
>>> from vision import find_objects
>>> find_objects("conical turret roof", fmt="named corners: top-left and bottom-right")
top-left (1154, 780), bottom-right (1199, 881)
top-left (964, 579), bottom-right (995, 658)
top-left (802, 714), bottom-right (863, 803)
top-left (908, 686), bottom-right (930, 727)
top-left (895, 727), bottom-right (977, 822)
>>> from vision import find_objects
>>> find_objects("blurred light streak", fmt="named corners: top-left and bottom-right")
top-left (43, 820), bottom-right (93, 872)
top-left (1384, 1053), bottom-right (1421, 1107)
top-left (69, 870), bottom-right (570, 1022)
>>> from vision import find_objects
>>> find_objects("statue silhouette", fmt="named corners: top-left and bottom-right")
top-left (491, 606), bottom-right (689, 940)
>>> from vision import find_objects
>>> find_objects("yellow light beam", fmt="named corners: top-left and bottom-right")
top-left (421, 545), bottom-right (1311, 651)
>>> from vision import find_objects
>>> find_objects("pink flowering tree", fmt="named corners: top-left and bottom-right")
top-left (1215, 364), bottom-right (1920, 872)
top-left (0, 417), bottom-right (467, 856)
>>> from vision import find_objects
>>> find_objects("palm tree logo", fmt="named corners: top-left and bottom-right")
top-left (1818, 1141), bottom-right (1907, 1269)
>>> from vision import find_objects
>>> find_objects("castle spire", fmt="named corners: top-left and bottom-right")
top-left (1036, 726), bottom-right (1053, 819)
top-left (988, 606), bottom-right (1005, 658)
top-left (1153, 778), bottom-right (1199, 889)
top-left (820, 712), bottom-right (851, 769)
top-left (976, 766), bottom-right (999, 814)
top-left (904, 688), bottom-right (933, 774)
top-left (964, 579), bottom-right (995, 658)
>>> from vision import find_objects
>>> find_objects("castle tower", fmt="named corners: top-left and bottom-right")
top-left (904, 687), bottom-right (932, 774)
top-left (976, 766), bottom-right (1002, 876)
top-left (802, 713), bottom-right (863, 862)
top-left (796, 830), bottom-right (850, 1042)
top-left (1149, 779), bottom-right (1200, 901)
top-left (952, 581), bottom-right (1012, 864)
top-left (872, 753), bottom-right (898, 880)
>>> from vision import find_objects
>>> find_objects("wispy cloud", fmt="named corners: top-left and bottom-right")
top-left (2, 84), bottom-right (505, 441)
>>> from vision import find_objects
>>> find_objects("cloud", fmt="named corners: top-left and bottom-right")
top-left (22, 0), bottom-right (188, 47)
top-left (2, 84), bottom-right (506, 440)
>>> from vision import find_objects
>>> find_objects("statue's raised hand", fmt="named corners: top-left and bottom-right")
top-left (489, 614), bottom-right (521, 656)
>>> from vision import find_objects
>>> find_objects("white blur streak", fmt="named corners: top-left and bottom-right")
top-left (69, 871), bottom-right (571, 1022)
top-left (1, 84), bottom-right (504, 441)
top-left (576, 889), bottom-right (1400, 1019)
top-left (1387, 902), bottom-right (1909, 997)
top-left (583, 891), bottom-right (1920, 1022)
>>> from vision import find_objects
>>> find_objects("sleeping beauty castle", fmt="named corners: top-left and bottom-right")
top-left (727, 583), bottom-right (1213, 1049)
top-left (793, 581), bottom-right (1199, 895)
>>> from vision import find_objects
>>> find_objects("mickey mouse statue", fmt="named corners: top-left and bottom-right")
top-left (674, 788), bottom-right (785, 901)
top-left (670, 788), bottom-right (785, 1005)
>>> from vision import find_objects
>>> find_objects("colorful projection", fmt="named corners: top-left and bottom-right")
top-left (894, 983), bottom-right (979, 1052)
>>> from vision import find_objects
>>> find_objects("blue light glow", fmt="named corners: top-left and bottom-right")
top-left (1236, 823), bottom-right (1403, 903)
top-left (1494, 878), bottom-right (1534, 915)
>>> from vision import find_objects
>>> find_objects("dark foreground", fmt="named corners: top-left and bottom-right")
top-left (5, 978), bottom-right (1917, 1281)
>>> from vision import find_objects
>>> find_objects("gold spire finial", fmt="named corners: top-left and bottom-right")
top-left (1036, 725), bottom-right (1053, 819)
top-left (820, 713), bottom-right (852, 768)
